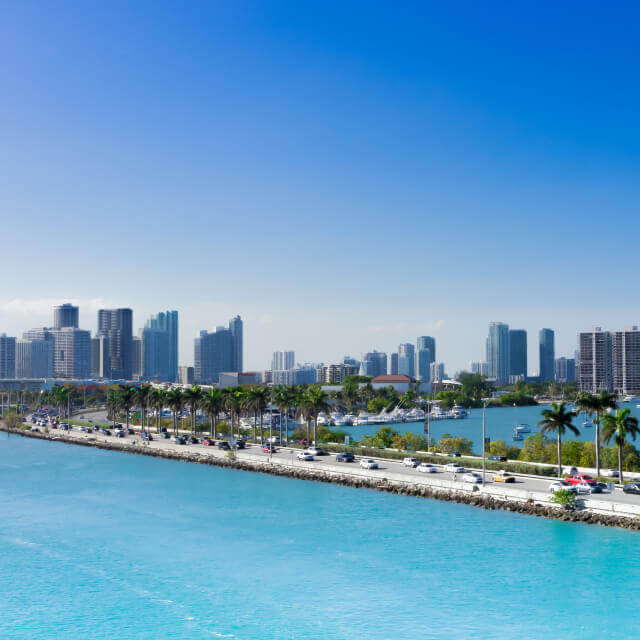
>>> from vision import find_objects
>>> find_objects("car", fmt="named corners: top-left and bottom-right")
top-left (463, 472), bottom-right (482, 483)
top-left (575, 481), bottom-right (604, 495)
top-left (262, 443), bottom-right (276, 453)
top-left (31, 427), bottom-right (40, 432)
top-left (451, 451), bottom-right (462, 457)
top-left (488, 455), bottom-right (507, 462)
top-left (493, 470), bottom-right (516, 483)
top-left (417, 463), bottom-right (437, 473)
top-left (218, 441), bottom-right (231, 450)
top-left (306, 446), bottom-right (326, 456)
top-left (101, 429), bottom-right (112, 436)
top-left (161, 432), bottom-right (170, 439)
top-left (202, 438), bottom-right (214, 446)
top-left (564, 466), bottom-right (579, 475)
top-left (444, 463), bottom-right (465, 473)
top-left (335, 452), bottom-right (355, 463)
top-left (623, 483), bottom-right (640, 495)
top-left (549, 480), bottom-right (577, 494)
top-left (235, 440), bottom-right (246, 449)
top-left (604, 469), bottom-right (620, 478)
top-left (186, 436), bottom-right (198, 444)
top-left (160, 427), bottom-right (168, 433)
top-left (173, 436), bottom-right (185, 444)
top-left (360, 459), bottom-right (379, 470)
top-left (565, 474), bottom-right (596, 486)
top-left (297, 452), bottom-right (314, 461)
top-left (115, 430), bottom-right (125, 438)
top-left (403, 457), bottom-right (419, 468)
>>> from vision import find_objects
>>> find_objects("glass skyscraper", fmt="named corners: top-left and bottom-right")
top-left (486, 322), bottom-right (510, 384)
top-left (539, 328), bottom-right (555, 382)
top-left (509, 329), bottom-right (527, 380)
top-left (146, 310), bottom-right (179, 382)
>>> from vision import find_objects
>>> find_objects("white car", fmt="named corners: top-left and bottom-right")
top-left (549, 481), bottom-right (577, 494)
top-left (463, 472), bottom-right (482, 483)
top-left (360, 459), bottom-right (379, 470)
top-left (403, 457), bottom-right (419, 468)
top-left (417, 463), bottom-right (437, 473)
top-left (306, 446), bottom-right (324, 456)
top-left (603, 469), bottom-right (619, 478)
top-left (297, 452), bottom-right (314, 461)
top-left (444, 463), bottom-right (465, 473)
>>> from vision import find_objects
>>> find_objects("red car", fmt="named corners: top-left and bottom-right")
top-left (565, 473), bottom-right (596, 486)
top-left (262, 444), bottom-right (276, 453)
top-left (202, 439), bottom-right (214, 446)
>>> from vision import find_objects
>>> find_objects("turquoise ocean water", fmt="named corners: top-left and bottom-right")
top-left (1, 432), bottom-right (639, 639)
top-left (331, 402), bottom-right (640, 452)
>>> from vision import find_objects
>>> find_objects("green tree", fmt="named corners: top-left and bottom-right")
top-left (601, 408), bottom-right (640, 483)
top-left (149, 387), bottom-right (166, 433)
top-left (489, 440), bottom-right (508, 457)
top-left (201, 388), bottom-right (224, 438)
top-left (576, 391), bottom-right (618, 479)
top-left (134, 384), bottom-right (153, 433)
top-left (341, 376), bottom-right (359, 411)
top-left (305, 385), bottom-right (331, 445)
top-left (537, 402), bottom-right (579, 478)
top-left (182, 384), bottom-right (204, 434)
top-left (166, 387), bottom-right (184, 435)
top-left (118, 386), bottom-right (136, 432)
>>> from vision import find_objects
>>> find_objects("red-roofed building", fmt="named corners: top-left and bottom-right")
top-left (371, 374), bottom-right (413, 392)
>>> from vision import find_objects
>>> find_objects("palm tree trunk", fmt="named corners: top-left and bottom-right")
top-left (284, 410), bottom-right (289, 445)
top-left (213, 413), bottom-right (217, 439)
top-left (306, 418), bottom-right (310, 443)
top-left (595, 411), bottom-right (601, 479)
top-left (279, 410), bottom-right (283, 446)
top-left (619, 443), bottom-right (624, 484)
top-left (259, 411), bottom-right (263, 444)
top-left (314, 416), bottom-right (318, 445)
top-left (557, 434), bottom-right (562, 479)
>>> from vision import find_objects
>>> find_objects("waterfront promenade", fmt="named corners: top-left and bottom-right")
top-left (10, 419), bottom-right (640, 525)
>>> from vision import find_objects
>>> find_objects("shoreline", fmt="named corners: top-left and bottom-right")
top-left (3, 424), bottom-right (640, 531)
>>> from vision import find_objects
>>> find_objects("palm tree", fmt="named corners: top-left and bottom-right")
top-left (117, 385), bottom-right (136, 432)
top-left (538, 402), bottom-right (580, 478)
top-left (182, 384), bottom-right (204, 434)
top-left (601, 408), bottom-right (640, 483)
top-left (243, 387), bottom-right (261, 442)
top-left (305, 385), bottom-right (331, 445)
top-left (52, 384), bottom-right (70, 419)
top-left (222, 388), bottom-right (243, 440)
top-left (134, 384), bottom-right (153, 434)
top-left (150, 387), bottom-right (166, 433)
top-left (201, 388), bottom-right (224, 438)
top-left (273, 385), bottom-right (291, 446)
top-left (107, 388), bottom-right (121, 427)
top-left (341, 377), bottom-right (359, 412)
top-left (253, 387), bottom-right (269, 443)
top-left (576, 391), bottom-right (618, 478)
top-left (166, 387), bottom-right (184, 435)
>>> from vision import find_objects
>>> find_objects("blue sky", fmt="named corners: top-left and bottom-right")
top-left (0, 1), bottom-right (639, 373)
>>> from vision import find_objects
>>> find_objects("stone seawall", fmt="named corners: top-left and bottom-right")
top-left (4, 426), bottom-right (640, 531)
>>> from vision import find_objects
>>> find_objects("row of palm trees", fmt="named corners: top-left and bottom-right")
top-left (101, 383), bottom-right (331, 444)
top-left (539, 398), bottom-right (640, 481)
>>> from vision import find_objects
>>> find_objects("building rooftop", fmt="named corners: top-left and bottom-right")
top-left (371, 374), bottom-right (412, 383)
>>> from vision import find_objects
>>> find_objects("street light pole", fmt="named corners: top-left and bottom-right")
top-left (482, 399), bottom-right (488, 485)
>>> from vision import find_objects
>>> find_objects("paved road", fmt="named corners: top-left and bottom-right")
top-left (26, 418), bottom-right (640, 510)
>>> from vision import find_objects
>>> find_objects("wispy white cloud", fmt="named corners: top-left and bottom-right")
top-left (0, 298), bottom-right (110, 316)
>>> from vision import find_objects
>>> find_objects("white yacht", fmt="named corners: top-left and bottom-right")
top-left (331, 412), bottom-right (346, 426)
top-left (317, 413), bottom-right (330, 426)
top-left (623, 395), bottom-right (638, 403)
top-left (430, 405), bottom-right (448, 420)
top-left (450, 405), bottom-right (469, 419)
top-left (344, 414), bottom-right (356, 426)
top-left (355, 412), bottom-right (372, 425)
top-left (514, 423), bottom-right (531, 433)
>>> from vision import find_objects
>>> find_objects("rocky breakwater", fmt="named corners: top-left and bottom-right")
top-left (4, 424), bottom-right (640, 531)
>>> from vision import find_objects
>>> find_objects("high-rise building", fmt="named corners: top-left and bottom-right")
top-left (508, 330), bottom-right (527, 379)
top-left (229, 315), bottom-right (243, 374)
top-left (317, 363), bottom-right (358, 384)
top-left (362, 351), bottom-right (387, 378)
top-left (141, 327), bottom-right (169, 381)
top-left (417, 336), bottom-right (436, 362)
top-left (272, 351), bottom-right (295, 371)
top-left (294, 365), bottom-right (318, 385)
top-left (53, 303), bottom-right (79, 329)
top-left (398, 343), bottom-right (415, 378)
top-left (389, 353), bottom-right (399, 375)
top-left (91, 334), bottom-right (111, 379)
top-left (578, 328), bottom-right (613, 392)
top-left (52, 328), bottom-right (91, 378)
top-left (486, 322), bottom-right (510, 384)
top-left (612, 326), bottom-right (640, 394)
top-left (430, 362), bottom-right (445, 382)
top-left (132, 336), bottom-right (143, 378)
top-left (16, 339), bottom-right (53, 378)
top-left (0, 334), bottom-right (17, 378)
top-left (98, 308), bottom-right (133, 379)
top-left (415, 348), bottom-right (433, 381)
top-left (555, 357), bottom-right (576, 383)
top-left (343, 356), bottom-right (359, 368)
top-left (194, 317), bottom-right (243, 384)
top-left (539, 328), bottom-right (555, 382)
top-left (146, 310), bottom-right (178, 382)
top-left (178, 366), bottom-right (195, 385)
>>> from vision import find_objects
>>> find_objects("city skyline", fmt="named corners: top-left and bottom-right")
top-left (1, 4), bottom-right (639, 376)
